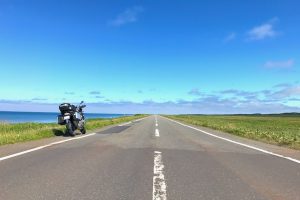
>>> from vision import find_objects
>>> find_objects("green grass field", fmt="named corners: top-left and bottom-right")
top-left (166, 114), bottom-right (300, 149)
top-left (0, 115), bottom-right (147, 146)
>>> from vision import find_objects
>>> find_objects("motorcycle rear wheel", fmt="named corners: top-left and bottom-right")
top-left (66, 122), bottom-right (75, 136)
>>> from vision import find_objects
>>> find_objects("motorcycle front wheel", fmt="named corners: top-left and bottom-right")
top-left (80, 127), bottom-right (86, 134)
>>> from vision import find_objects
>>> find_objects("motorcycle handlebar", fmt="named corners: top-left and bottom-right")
top-left (77, 101), bottom-right (86, 109)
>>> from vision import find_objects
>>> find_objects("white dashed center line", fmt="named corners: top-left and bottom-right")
top-left (155, 129), bottom-right (160, 137)
top-left (153, 151), bottom-right (167, 200)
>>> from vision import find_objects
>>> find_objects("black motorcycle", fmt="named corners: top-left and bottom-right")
top-left (57, 101), bottom-right (86, 136)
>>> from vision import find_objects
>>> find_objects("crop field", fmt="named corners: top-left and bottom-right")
top-left (0, 115), bottom-right (146, 146)
top-left (166, 114), bottom-right (300, 149)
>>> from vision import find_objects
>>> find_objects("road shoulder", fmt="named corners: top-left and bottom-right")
top-left (0, 122), bottom-right (131, 158)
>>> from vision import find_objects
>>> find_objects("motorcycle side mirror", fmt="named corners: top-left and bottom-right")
top-left (80, 101), bottom-right (84, 104)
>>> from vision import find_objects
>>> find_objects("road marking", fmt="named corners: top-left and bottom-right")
top-left (153, 151), bottom-right (167, 200)
top-left (166, 117), bottom-right (300, 164)
top-left (155, 129), bottom-right (160, 137)
top-left (156, 123), bottom-right (158, 127)
top-left (133, 117), bottom-right (148, 122)
top-left (118, 121), bottom-right (132, 126)
top-left (0, 117), bottom-right (149, 162)
top-left (0, 133), bottom-right (96, 162)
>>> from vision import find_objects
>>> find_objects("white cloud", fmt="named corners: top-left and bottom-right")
top-left (89, 91), bottom-right (101, 95)
top-left (1, 91), bottom-right (300, 114)
top-left (273, 83), bottom-right (293, 88)
top-left (109, 6), bottom-right (144, 27)
top-left (247, 18), bottom-right (278, 40)
top-left (2, 84), bottom-right (300, 114)
top-left (269, 86), bottom-right (300, 99)
top-left (224, 32), bottom-right (236, 42)
top-left (65, 92), bottom-right (75, 95)
top-left (188, 88), bottom-right (202, 96)
top-left (86, 97), bottom-right (299, 114)
top-left (31, 98), bottom-right (48, 101)
top-left (264, 59), bottom-right (294, 69)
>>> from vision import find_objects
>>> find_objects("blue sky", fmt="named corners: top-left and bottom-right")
top-left (0, 0), bottom-right (300, 114)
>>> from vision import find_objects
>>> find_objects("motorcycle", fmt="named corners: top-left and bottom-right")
top-left (57, 101), bottom-right (86, 136)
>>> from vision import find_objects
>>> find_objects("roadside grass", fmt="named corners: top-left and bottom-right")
top-left (166, 115), bottom-right (300, 149)
top-left (0, 115), bottom-right (147, 146)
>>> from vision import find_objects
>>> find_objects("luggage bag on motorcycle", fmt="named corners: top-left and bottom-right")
top-left (57, 115), bottom-right (66, 125)
top-left (59, 103), bottom-right (76, 113)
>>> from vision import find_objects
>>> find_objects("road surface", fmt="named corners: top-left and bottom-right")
top-left (0, 115), bottom-right (299, 200)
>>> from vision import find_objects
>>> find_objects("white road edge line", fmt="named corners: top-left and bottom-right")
top-left (0, 133), bottom-right (96, 162)
top-left (0, 117), bottom-right (150, 162)
top-left (130, 116), bottom-right (149, 123)
top-left (118, 121), bottom-right (132, 126)
top-left (153, 151), bottom-right (167, 200)
top-left (133, 118), bottom-right (145, 122)
top-left (119, 116), bottom-right (150, 126)
top-left (155, 129), bottom-right (160, 137)
top-left (165, 117), bottom-right (300, 164)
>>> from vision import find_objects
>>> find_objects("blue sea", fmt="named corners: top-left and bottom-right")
top-left (0, 111), bottom-right (130, 123)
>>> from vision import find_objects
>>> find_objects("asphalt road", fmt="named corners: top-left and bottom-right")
top-left (0, 115), bottom-right (299, 200)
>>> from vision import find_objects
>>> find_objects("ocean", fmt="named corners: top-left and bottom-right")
top-left (0, 111), bottom-right (130, 123)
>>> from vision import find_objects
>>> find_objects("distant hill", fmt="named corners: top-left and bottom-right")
top-left (235, 113), bottom-right (300, 117)
top-left (277, 112), bottom-right (300, 116)
top-left (176, 113), bottom-right (300, 117)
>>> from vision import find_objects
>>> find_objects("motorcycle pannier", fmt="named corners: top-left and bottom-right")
top-left (57, 115), bottom-right (65, 125)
